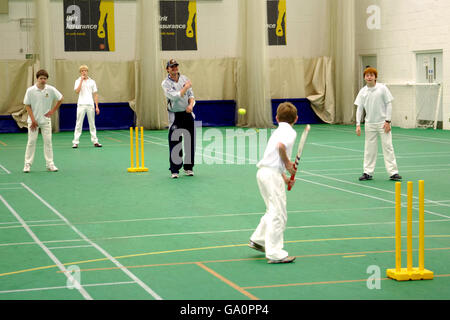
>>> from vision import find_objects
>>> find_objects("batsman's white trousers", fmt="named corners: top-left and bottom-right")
top-left (251, 166), bottom-right (289, 261)
top-left (364, 122), bottom-right (399, 176)
top-left (24, 118), bottom-right (55, 167)
top-left (72, 104), bottom-right (98, 144)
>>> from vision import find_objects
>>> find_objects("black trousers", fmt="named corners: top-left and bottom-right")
top-left (168, 111), bottom-right (195, 173)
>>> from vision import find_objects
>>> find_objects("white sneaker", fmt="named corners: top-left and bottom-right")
top-left (171, 173), bottom-right (179, 179)
top-left (184, 170), bottom-right (194, 176)
top-left (23, 163), bottom-right (31, 173)
top-left (47, 165), bottom-right (58, 172)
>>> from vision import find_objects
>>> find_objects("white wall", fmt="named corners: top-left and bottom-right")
top-left (355, 0), bottom-right (450, 129)
top-left (0, 0), bottom-right (35, 59)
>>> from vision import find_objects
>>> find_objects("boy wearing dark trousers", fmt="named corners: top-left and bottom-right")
top-left (161, 59), bottom-right (196, 179)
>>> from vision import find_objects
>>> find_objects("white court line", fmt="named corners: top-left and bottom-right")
top-left (0, 195), bottom-right (92, 300)
top-left (302, 171), bottom-right (450, 212)
top-left (139, 133), bottom-right (450, 215)
top-left (310, 142), bottom-right (363, 153)
top-left (313, 125), bottom-right (450, 145)
top-left (140, 131), bottom-right (450, 164)
top-left (20, 183), bottom-right (162, 300)
top-left (0, 219), bottom-right (61, 226)
top-left (306, 163), bottom-right (450, 173)
top-left (48, 244), bottom-right (94, 250)
top-left (1, 219), bottom-right (449, 248)
top-left (0, 281), bottom-right (135, 295)
top-left (0, 203), bottom-right (449, 231)
top-left (111, 131), bottom-right (236, 164)
top-left (0, 164), bottom-right (11, 174)
top-left (312, 167), bottom-right (450, 176)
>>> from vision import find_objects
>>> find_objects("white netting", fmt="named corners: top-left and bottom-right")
top-left (386, 83), bottom-right (443, 129)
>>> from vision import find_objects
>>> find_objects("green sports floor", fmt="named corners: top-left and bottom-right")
top-left (0, 124), bottom-right (449, 300)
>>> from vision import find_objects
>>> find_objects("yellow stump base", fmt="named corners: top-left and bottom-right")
top-left (127, 167), bottom-right (149, 173)
top-left (386, 268), bottom-right (434, 281)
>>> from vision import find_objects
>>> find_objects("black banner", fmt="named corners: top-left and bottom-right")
top-left (64, 0), bottom-right (115, 51)
top-left (160, 0), bottom-right (197, 51)
top-left (267, 0), bottom-right (286, 46)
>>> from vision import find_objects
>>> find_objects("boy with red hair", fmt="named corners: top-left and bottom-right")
top-left (355, 67), bottom-right (402, 181)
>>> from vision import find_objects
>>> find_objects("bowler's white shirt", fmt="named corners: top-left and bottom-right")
top-left (354, 83), bottom-right (394, 125)
top-left (23, 84), bottom-right (63, 125)
top-left (257, 122), bottom-right (297, 174)
top-left (161, 74), bottom-right (195, 112)
top-left (74, 77), bottom-right (98, 106)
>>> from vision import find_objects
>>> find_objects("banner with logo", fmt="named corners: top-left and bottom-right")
top-left (64, 0), bottom-right (115, 51)
top-left (160, 0), bottom-right (197, 51)
top-left (267, 0), bottom-right (286, 46)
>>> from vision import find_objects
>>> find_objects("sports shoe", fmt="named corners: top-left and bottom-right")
top-left (171, 173), bottom-right (179, 179)
top-left (390, 173), bottom-right (402, 181)
top-left (47, 165), bottom-right (58, 172)
top-left (359, 173), bottom-right (373, 181)
top-left (267, 256), bottom-right (296, 264)
top-left (248, 240), bottom-right (265, 253)
top-left (72, 144), bottom-right (78, 148)
top-left (94, 143), bottom-right (102, 148)
top-left (184, 170), bottom-right (194, 176)
top-left (23, 163), bottom-right (31, 173)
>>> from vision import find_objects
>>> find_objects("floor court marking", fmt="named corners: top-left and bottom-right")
top-left (0, 164), bottom-right (11, 174)
top-left (310, 142), bottom-right (363, 153)
top-left (2, 202), bottom-right (449, 229)
top-left (312, 167), bottom-right (450, 176)
top-left (0, 195), bottom-right (92, 300)
top-left (0, 281), bottom-right (136, 295)
top-left (1, 214), bottom-right (449, 248)
top-left (314, 125), bottom-right (450, 144)
top-left (302, 171), bottom-right (450, 213)
top-left (196, 262), bottom-right (259, 300)
top-left (298, 176), bottom-right (450, 219)
top-left (54, 247), bottom-right (450, 275)
top-left (241, 274), bottom-right (450, 290)
top-left (19, 182), bottom-right (163, 300)
top-left (3, 237), bottom-right (449, 279)
top-left (306, 163), bottom-right (450, 173)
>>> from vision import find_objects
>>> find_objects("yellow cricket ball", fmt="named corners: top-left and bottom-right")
top-left (238, 108), bottom-right (246, 115)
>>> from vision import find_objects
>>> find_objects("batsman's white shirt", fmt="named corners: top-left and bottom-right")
top-left (257, 122), bottom-right (297, 173)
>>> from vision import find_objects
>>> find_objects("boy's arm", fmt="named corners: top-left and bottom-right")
top-left (75, 78), bottom-right (83, 94)
top-left (45, 97), bottom-right (64, 118)
top-left (25, 105), bottom-right (38, 131)
top-left (383, 102), bottom-right (392, 133)
top-left (94, 92), bottom-right (100, 115)
top-left (355, 104), bottom-right (363, 136)
top-left (277, 142), bottom-right (295, 176)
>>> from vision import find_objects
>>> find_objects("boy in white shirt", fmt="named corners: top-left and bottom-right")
top-left (23, 69), bottom-right (63, 173)
top-left (248, 102), bottom-right (298, 264)
top-left (355, 67), bottom-right (401, 181)
top-left (72, 65), bottom-right (102, 148)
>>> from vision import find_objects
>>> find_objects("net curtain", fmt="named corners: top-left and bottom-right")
top-left (236, 0), bottom-right (273, 128)
top-left (134, 0), bottom-right (167, 129)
